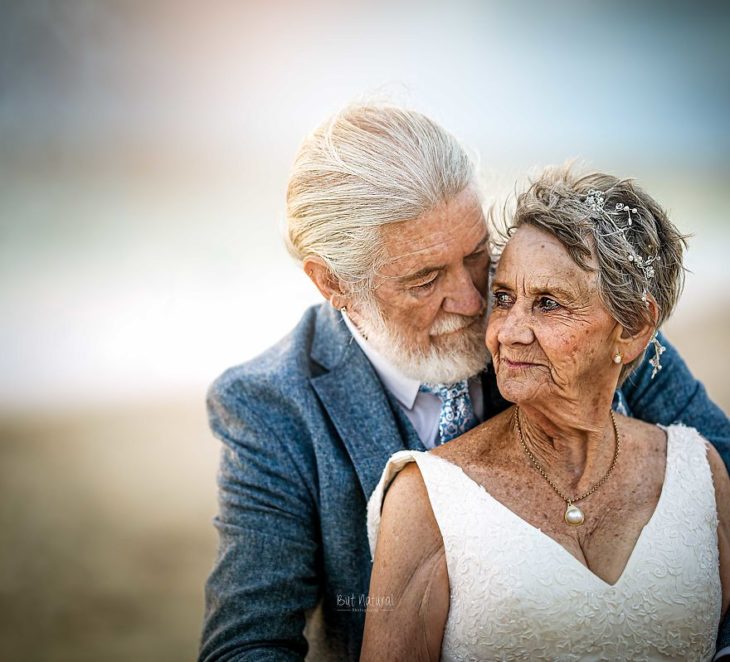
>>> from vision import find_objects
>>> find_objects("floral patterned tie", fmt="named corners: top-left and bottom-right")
top-left (419, 380), bottom-right (478, 445)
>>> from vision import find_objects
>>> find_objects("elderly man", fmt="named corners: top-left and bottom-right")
top-left (198, 105), bottom-right (730, 661)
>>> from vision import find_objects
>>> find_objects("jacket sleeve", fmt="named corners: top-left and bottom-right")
top-left (619, 331), bottom-right (730, 652)
top-left (620, 331), bottom-right (730, 465)
top-left (198, 380), bottom-right (320, 662)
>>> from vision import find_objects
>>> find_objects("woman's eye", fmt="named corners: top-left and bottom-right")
top-left (538, 296), bottom-right (560, 312)
top-left (492, 291), bottom-right (513, 307)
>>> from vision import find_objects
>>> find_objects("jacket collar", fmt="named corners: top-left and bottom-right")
top-left (309, 304), bottom-right (414, 500)
top-left (310, 303), bottom-right (353, 371)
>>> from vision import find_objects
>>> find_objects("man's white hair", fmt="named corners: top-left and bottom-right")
top-left (285, 104), bottom-right (478, 295)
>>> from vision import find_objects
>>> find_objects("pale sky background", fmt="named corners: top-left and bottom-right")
top-left (1, 0), bottom-right (729, 413)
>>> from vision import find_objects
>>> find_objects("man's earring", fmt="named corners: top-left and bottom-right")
top-left (613, 352), bottom-right (622, 364)
top-left (330, 295), bottom-right (346, 313)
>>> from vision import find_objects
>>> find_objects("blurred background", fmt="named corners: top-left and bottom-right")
top-left (1, 1), bottom-right (728, 659)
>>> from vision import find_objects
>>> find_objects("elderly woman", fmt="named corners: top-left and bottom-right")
top-left (362, 167), bottom-right (730, 661)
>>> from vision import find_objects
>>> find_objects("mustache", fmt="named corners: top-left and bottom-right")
top-left (429, 310), bottom-right (487, 337)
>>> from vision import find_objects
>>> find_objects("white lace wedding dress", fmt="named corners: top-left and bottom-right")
top-left (367, 425), bottom-right (722, 661)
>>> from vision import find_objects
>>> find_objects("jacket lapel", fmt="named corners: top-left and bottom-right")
top-left (309, 305), bottom-right (409, 500)
top-left (387, 391), bottom-right (426, 451)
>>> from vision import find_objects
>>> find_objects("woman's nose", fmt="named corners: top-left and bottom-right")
top-left (497, 303), bottom-right (534, 345)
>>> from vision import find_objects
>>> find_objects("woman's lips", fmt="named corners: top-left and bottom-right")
top-left (502, 357), bottom-right (539, 369)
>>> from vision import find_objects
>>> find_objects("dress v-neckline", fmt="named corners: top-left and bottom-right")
top-left (423, 425), bottom-right (672, 589)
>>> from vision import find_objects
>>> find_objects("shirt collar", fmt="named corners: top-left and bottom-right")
top-left (341, 311), bottom-right (421, 410)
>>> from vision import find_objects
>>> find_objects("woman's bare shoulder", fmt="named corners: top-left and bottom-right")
top-left (608, 415), bottom-right (667, 485)
top-left (365, 460), bottom-right (450, 661)
top-left (379, 461), bottom-right (443, 558)
top-left (615, 414), bottom-right (667, 450)
top-left (700, 436), bottom-right (730, 618)
top-left (703, 439), bottom-right (730, 502)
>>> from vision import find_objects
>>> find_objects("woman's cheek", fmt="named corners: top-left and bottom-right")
top-left (485, 317), bottom-right (500, 356)
top-left (551, 331), bottom-right (584, 366)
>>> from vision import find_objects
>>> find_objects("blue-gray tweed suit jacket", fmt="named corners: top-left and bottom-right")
top-left (199, 303), bottom-right (730, 661)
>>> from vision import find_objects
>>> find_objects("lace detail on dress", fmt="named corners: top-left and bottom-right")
top-left (367, 424), bottom-right (721, 661)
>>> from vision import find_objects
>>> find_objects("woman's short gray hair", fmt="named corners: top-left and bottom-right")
top-left (285, 104), bottom-right (477, 295)
top-left (492, 165), bottom-right (688, 384)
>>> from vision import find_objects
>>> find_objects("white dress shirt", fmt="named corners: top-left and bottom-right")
top-left (342, 312), bottom-right (484, 449)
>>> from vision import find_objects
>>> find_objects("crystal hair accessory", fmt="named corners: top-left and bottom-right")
top-left (585, 189), bottom-right (606, 212)
top-left (583, 188), bottom-right (665, 378)
top-left (648, 333), bottom-right (666, 379)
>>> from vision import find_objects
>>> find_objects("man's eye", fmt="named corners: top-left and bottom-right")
top-left (412, 278), bottom-right (437, 291)
top-left (466, 249), bottom-right (487, 261)
top-left (492, 291), bottom-right (513, 307)
top-left (538, 296), bottom-right (560, 312)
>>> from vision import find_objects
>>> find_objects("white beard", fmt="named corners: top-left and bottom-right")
top-left (352, 298), bottom-right (490, 384)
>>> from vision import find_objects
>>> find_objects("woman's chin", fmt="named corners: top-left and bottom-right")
top-left (495, 379), bottom-right (540, 406)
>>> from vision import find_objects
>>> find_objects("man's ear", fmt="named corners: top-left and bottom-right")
top-left (303, 257), bottom-right (350, 309)
top-left (615, 297), bottom-right (660, 364)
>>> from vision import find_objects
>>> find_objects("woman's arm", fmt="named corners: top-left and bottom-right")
top-left (361, 462), bottom-right (450, 662)
top-left (707, 442), bottom-right (730, 620)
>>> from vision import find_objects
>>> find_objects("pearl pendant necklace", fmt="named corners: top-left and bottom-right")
top-left (514, 407), bottom-right (621, 527)
top-left (564, 503), bottom-right (585, 527)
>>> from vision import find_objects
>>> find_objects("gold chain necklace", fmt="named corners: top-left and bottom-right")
top-left (514, 407), bottom-right (621, 527)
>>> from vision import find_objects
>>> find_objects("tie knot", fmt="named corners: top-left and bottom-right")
top-left (419, 379), bottom-right (477, 445)
top-left (419, 379), bottom-right (470, 401)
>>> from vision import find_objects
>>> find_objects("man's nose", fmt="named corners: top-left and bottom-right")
top-left (497, 302), bottom-right (534, 345)
top-left (442, 268), bottom-right (486, 317)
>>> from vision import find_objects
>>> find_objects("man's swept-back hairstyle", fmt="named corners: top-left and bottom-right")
top-left (285, 104), bottom-right (477, 294)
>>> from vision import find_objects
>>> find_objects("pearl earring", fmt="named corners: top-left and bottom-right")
top-left (613, 352), bottom-right (622, 364)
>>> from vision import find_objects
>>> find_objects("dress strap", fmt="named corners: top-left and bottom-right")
top-left (366, 450), bottom-right (424, 560)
